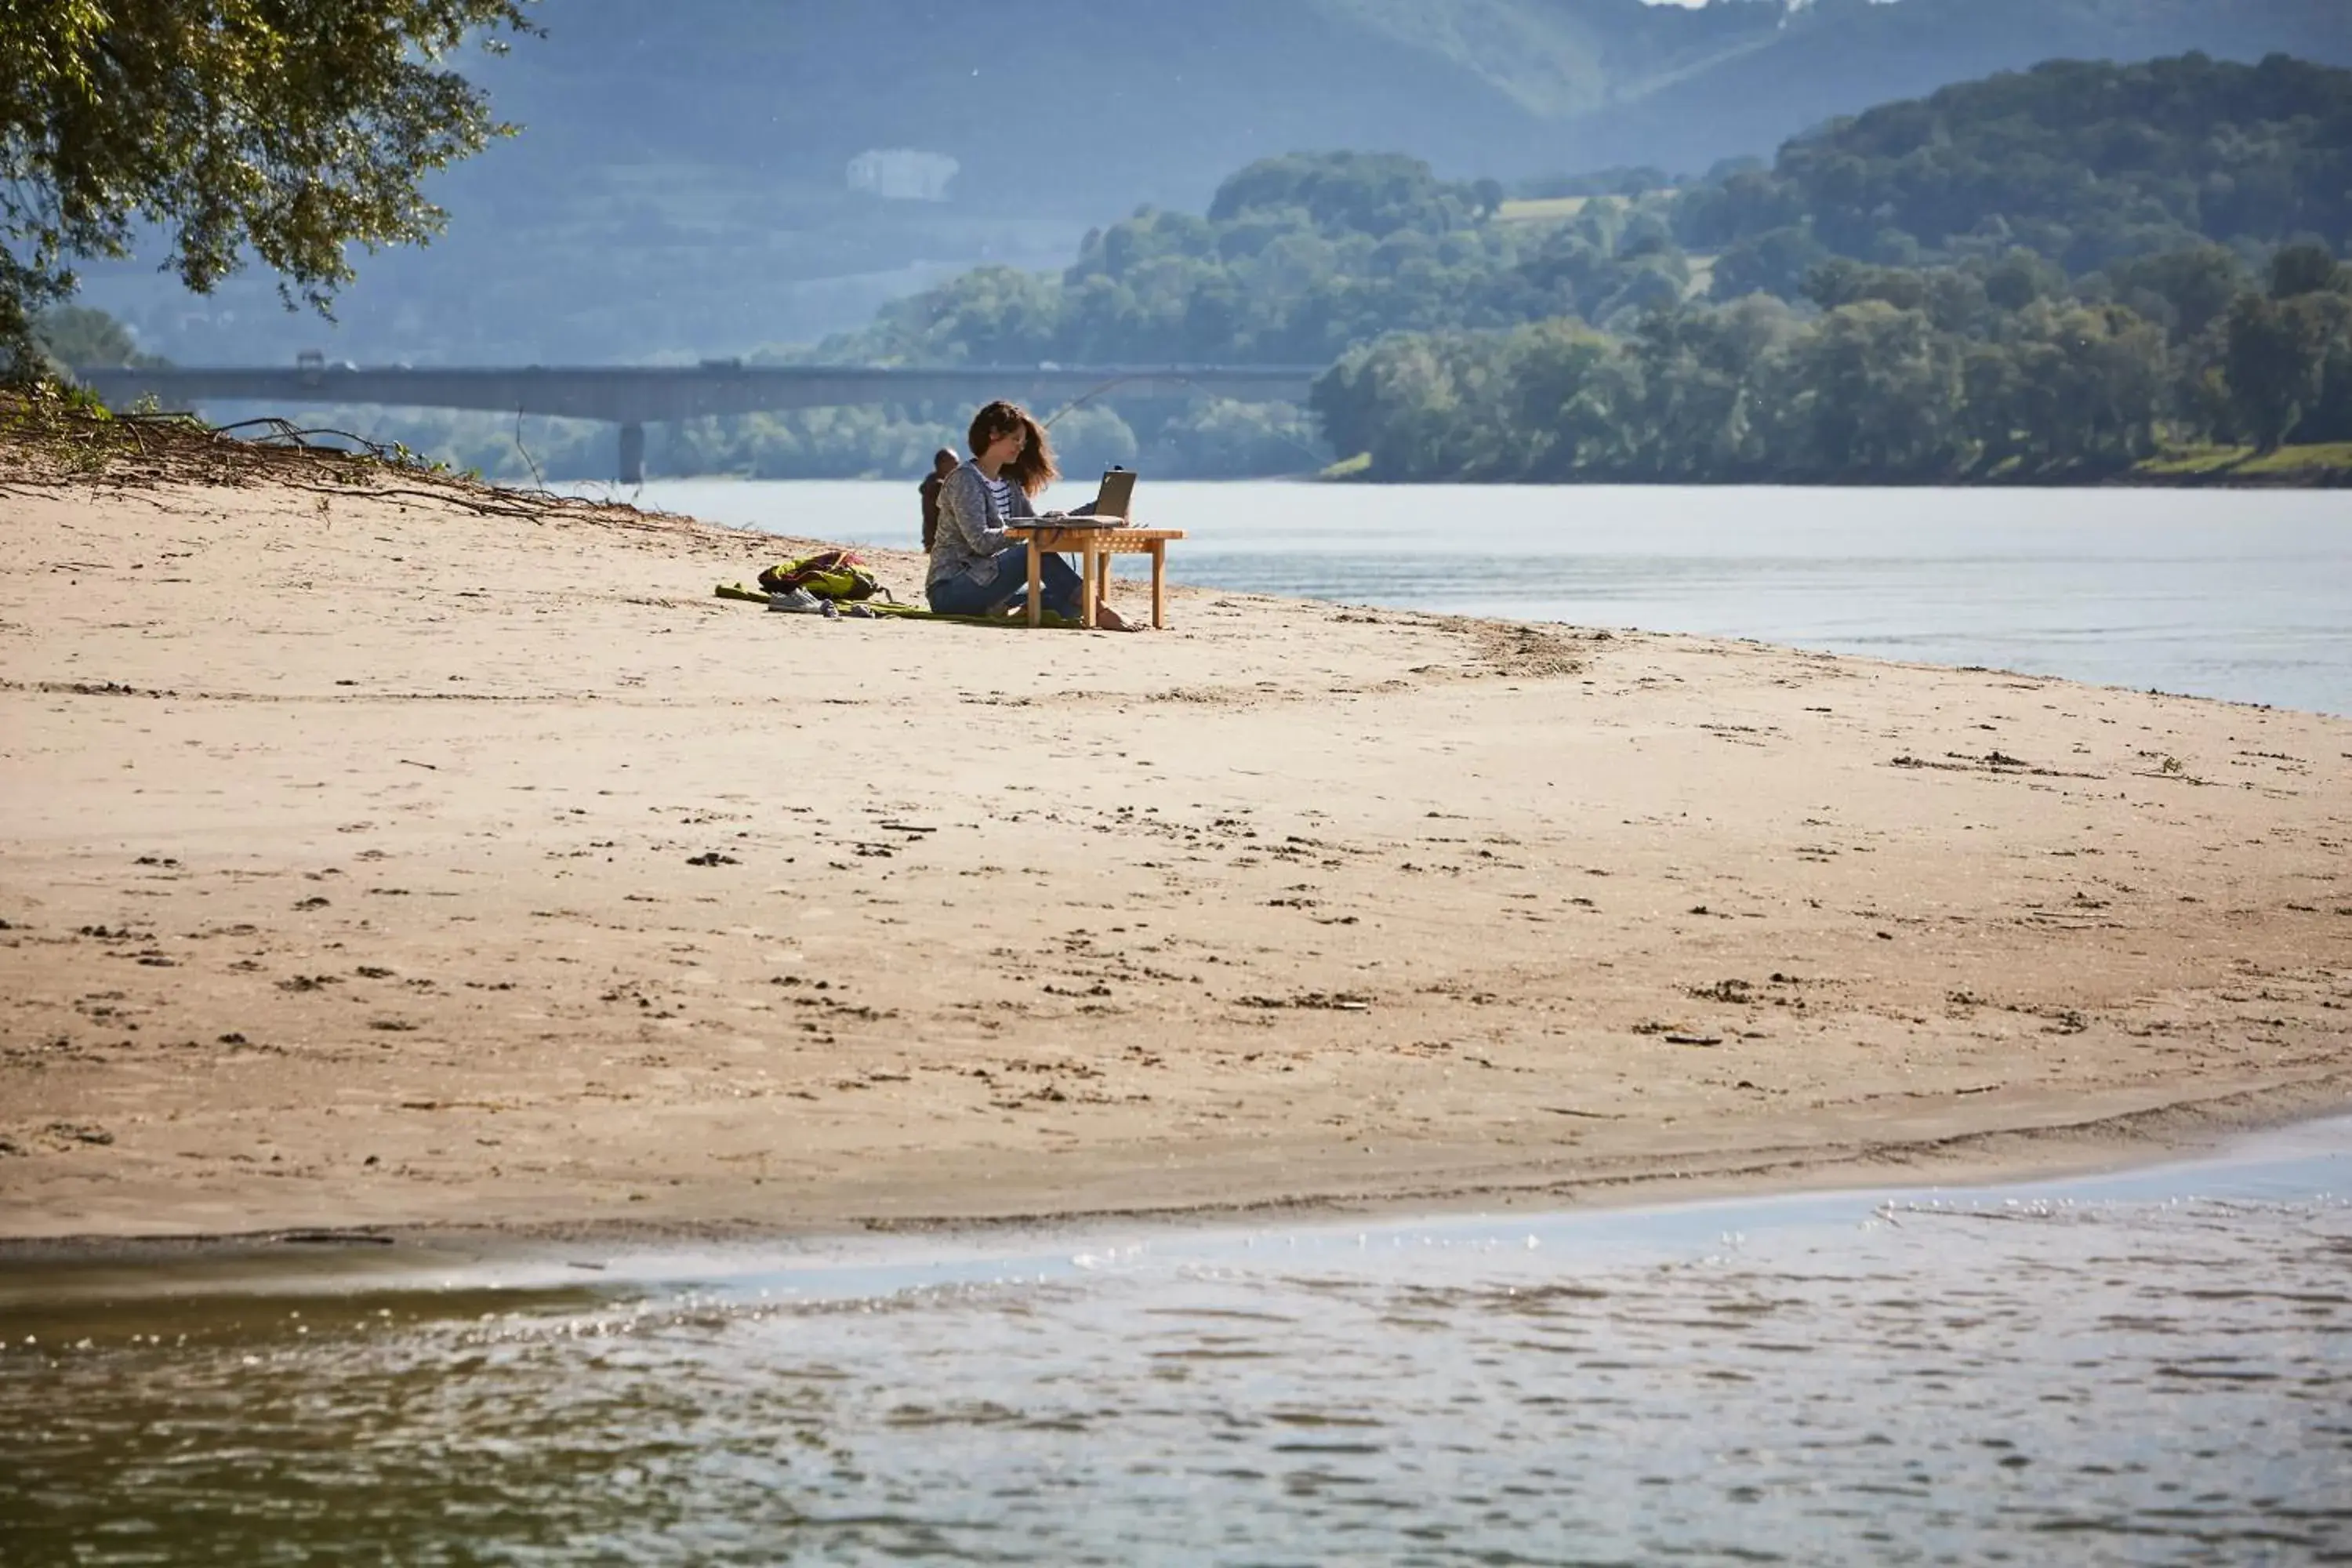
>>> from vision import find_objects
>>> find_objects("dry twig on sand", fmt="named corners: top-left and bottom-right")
top-left (0, 385), bottom-right (684, 532)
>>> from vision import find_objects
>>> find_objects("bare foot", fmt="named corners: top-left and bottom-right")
top-left (1095, 603), bottom-right (1142, 632)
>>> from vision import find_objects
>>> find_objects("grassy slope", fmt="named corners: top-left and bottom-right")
top-left (1316, 0), bottom-right (1812, 122)
top-left (2133, 444), bottom-right (2352, 485)
top-left (1496, 196), bottom-right (1595, 223)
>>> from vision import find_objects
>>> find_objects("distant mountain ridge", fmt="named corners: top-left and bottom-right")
top-left (66, 0), bottom-right (2352, 365)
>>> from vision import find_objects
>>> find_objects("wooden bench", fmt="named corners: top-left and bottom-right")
top-left (1005, 525), bottom-right (1187, 630)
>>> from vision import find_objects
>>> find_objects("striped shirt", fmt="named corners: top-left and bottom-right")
top-left (927, 460), bottom-right (1035, 586)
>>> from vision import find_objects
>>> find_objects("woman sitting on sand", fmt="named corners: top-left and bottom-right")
top-left (927, 401), bottom-right (1134, 630)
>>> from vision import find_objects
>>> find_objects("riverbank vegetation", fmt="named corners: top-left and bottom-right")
top-left (2131, 441), bottom-right (2352, 484)
top-left (1312, 242), bottom-right (2352, 484)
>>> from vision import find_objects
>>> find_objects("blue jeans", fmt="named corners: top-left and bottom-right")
top-left (928, 545), bottom-right (1083, 620)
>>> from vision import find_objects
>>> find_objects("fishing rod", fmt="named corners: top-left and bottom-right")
top-left (1040, 372), bottom-right (1334, 470)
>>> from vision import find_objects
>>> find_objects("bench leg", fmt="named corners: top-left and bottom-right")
top-left (1080, 539), bottom-right (1097, 629)
top-left (1094, 547), bottom-right (1112, 619)
top-left (1151, 540), bottom-right (1166, 629)
top-left (1027, 540), bottom-right (1042, 628)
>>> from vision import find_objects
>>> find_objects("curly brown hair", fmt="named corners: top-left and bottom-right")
top-left (1005, 411), bottom-right (1059, 497)
top-left (965, 400), bottom-right (1059, 496)
top-left (965, 400), bottom-right (1023, 457)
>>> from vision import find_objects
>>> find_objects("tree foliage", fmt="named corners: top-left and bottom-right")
top-left (2, 0), bottom-right (535, 376)
top-left (29, 302), bottom-right (163, 371)
top-left (795, 152), bottom-right (1693, 371)
top-left (1312, 244), bottom-right (2352, 484)
top-left (1678, 53), bottom-right (2352, 282)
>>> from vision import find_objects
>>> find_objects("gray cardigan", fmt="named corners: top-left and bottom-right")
top-left (927, 460), bottom-right (1036, 587)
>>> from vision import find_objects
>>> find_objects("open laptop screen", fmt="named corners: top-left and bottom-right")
top-left (1092, 468), bottom-right (1138, 520)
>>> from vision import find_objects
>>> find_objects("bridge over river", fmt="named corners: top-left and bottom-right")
top-left (72, 361), bottom-right (1324, 481)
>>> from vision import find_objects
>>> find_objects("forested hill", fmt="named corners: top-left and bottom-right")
top-left (663, 49), bottom-right (2352, 485)
top-left (797, 54), bottom-right (2352, 371)
top-left (1549, 0), bottom-right (2352, 175)
top-left (1687, 53), bottom-right (2352, 292)
top-left (64, 0), bottom-right (2352, 365)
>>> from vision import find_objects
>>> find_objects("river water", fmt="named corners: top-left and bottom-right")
top-left (5, 1120), bottom-right (2350, 1563)
top-left (569, 479), bottom-right (2352, 716)
top-left (7, 483), bottom-right (2349, 1563)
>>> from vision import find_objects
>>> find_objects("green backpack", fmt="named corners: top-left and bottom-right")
top-left (757, 550), bottom-right (885, 601)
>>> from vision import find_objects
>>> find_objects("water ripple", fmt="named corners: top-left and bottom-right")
top-left (5, 1183), bottom-right (2350, 1563)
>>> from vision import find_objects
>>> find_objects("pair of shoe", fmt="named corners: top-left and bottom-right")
top-left (767, 588), bottom-right (829, 615)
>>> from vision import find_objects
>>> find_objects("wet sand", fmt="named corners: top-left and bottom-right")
top-left (2, 460), bottom-right (2349, 1243)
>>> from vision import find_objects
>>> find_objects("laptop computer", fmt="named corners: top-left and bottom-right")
top-left (1045, 466), bottom-right (1137, 526)
top-left (1088, 466), bottom-right (1138, 521)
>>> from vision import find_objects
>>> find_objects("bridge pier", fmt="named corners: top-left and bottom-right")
top-left (617, 422), bottom-right (646, 485)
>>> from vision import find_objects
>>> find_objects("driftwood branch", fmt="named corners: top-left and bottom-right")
top-left (278, 480), bottom-right (555, 521)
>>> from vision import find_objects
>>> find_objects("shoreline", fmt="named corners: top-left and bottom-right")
top-left (1291, 445), bottom-right (2352, 489)
top-left (4, 437), bottom-right (2348, 1250)
top-left (553, 466), bottom-right (2352, 492)
top-left (5, 1098), bottom-right (2346, 1308)
top-left (1300, 468), bottom-right (2352, 490)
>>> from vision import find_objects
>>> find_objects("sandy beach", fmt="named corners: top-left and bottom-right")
top-left (3, 442), bottom-right (2349, 1243)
